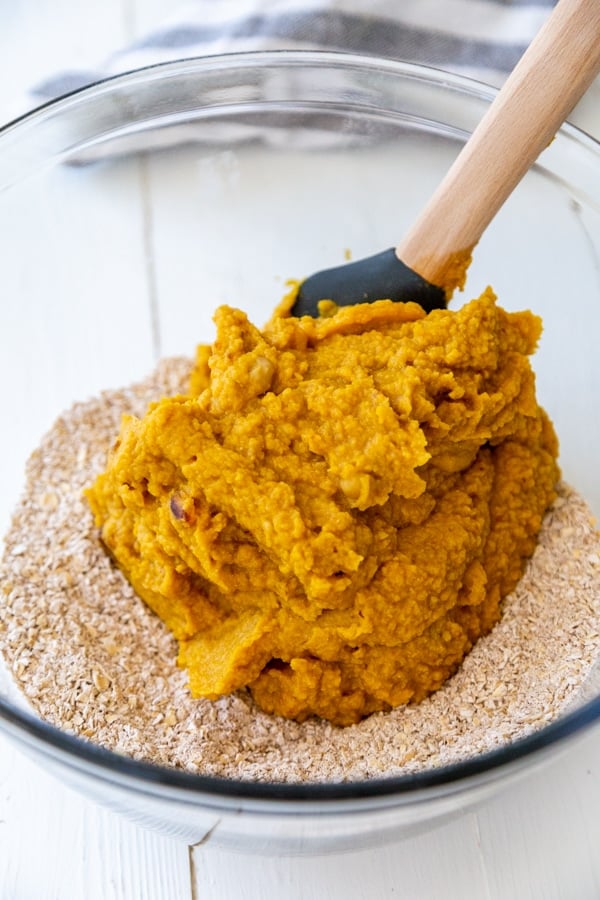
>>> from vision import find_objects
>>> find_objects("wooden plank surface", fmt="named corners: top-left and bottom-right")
top-left (0, 739), bottom-right (192, 900)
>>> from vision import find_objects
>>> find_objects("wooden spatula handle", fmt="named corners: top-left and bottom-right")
top-left (396, 0), bottom-right (600, 293)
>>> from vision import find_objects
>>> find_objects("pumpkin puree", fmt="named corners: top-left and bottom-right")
top-left (87, 289), bottom-right (559, 725)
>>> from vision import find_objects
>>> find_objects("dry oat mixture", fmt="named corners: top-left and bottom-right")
top-left (1, 356), bottom-right (599, 783)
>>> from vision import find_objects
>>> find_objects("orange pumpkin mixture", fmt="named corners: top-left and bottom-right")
top-left (86, 289), bottom-right (559, 725)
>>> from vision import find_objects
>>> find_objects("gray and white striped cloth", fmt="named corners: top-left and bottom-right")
top-left (33, 0), bottom-right (558, 103)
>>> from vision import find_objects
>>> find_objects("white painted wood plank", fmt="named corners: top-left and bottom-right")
top-left (191, 811), bottom-right (493, 900)
top-left (0, 0), bottom-right (131, 124)
top-left (476, 727), bottom-right (600, 900)
top-left (0, 734), bottom-right (192, 900)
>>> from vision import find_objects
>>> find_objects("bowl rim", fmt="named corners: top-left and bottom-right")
top-left (2, 48), bottom-right (499, 133)
top-left (1, 692), bottom-right (599, 805)
top-left (2, 47), bottom-right (599, 148)
top-left (1, 48), bottom-right (599, 806)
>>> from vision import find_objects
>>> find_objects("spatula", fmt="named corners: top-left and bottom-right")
top-left (292, 0), bottom-right (600, 317)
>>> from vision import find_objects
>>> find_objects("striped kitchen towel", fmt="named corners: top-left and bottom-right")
top-left (32, 0), bottom-right (558, 104)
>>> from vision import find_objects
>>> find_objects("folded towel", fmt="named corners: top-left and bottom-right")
top-left (32, 0), bottom-right (557, 105)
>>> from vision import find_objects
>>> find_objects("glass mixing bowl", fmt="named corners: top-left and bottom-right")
top-left (0, 51), bottom-right (599, 855)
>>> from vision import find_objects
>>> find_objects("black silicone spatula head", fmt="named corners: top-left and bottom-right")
top-left (291, 248), bottom-right (447, 317)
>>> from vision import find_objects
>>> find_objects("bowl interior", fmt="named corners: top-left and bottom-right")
top-left (1, 52), bottom-right (599, 809)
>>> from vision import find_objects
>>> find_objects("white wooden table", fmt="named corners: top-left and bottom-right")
top-left (1, 3), bottom-right (600, 898)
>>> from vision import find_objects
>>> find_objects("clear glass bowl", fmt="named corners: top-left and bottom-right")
top-left (1, 51), bottom-right (599, 855)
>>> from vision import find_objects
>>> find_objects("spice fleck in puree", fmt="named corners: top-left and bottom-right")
top-left (86, 288), bottom-right (559, 726)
